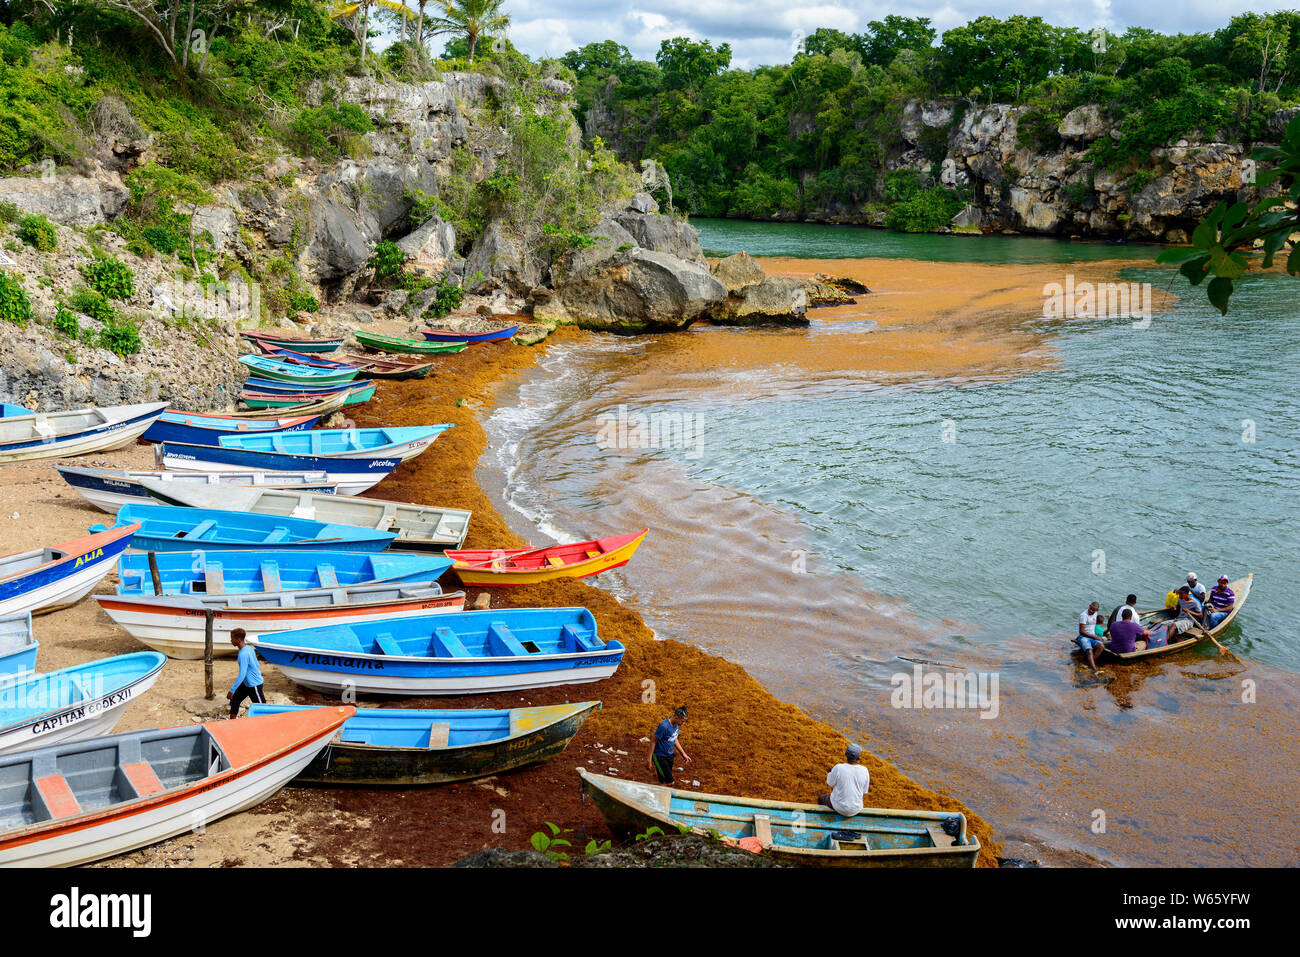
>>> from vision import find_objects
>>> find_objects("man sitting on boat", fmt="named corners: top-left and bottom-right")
top-left (1174, 585), bottom-right (1206, 628)
top-left (1107, 608), bottom-right (1149, 654)
top-left (818, 743), bottom-right (870, 817)
top-left (1185, 572), bottom-right (1208, 603)
top-left (1076, 602), bottom-right (1105, 673)
top-left (1204, 576), bottom-right (1236, 629)
top-left (1105, 594), bottom-right (1140, 637)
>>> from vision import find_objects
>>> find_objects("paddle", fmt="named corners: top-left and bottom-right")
top-left (1187, 617), bottom-right (1230, 656)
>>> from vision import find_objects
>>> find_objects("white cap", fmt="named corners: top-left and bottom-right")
top-left (1187, 572), bottom-right (1198, 582)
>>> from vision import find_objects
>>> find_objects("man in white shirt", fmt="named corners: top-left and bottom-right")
top-left (1186, 573), bottom-right (1207, 603)
top-left (818, 743), bottom-right (870, 817)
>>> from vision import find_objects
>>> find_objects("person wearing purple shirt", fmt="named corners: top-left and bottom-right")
top-left (1205, 575), bottom-right (1236, 629)
top-left (1108, 608), bottom-right (1149, 654)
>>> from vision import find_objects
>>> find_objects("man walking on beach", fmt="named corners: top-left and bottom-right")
top-left (818, 743), bottom-right (870, 817)
top-left (648, 706), bottom-right (692, 784)
top-left (227, 628), bottom-right (266, 718)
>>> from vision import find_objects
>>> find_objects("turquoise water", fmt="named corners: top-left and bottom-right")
top-left (692, 217), bottom-right (1162, 263)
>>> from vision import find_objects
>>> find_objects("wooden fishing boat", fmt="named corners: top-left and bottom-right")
top-left (138, 482), bottom-right (472, 550)
top-left (239, 330), bottom-right (344, 353)
top-left (98, 505), bottom-right (397, 554)
top-left (156, 442), bottom-right (399, 495)
top-left (54, 466), bottom-right (340, 514)
top-left (1101, 574), bottom-right (1253, 662)
top-left (218, 425), bottom-right (450, 464)
top-left (241, 382), bottom-right (375, 408)
top-left (249, 607), bottom-right (624, 696)
top-left (142, 410), bottom-right (319, 446)
top-left (241, 375), bottom-right (362, 395)
top-left (224, 393), bottom-right (349, 419)
top-left (239, 355), bottom-right (359, 386)
top-left (420, 324), bottom-right (518, 343)
top-left (446, 529), bottom-right (648, 587)
top-left (0, 652), bottom-right (166, 755)
top-left (334, 352), bottom-right (436, 380)
top-left (0, 706), bottom-right (353, 866)
top-left (0, 525), bottom-right (138, 617)
top-left (247, 701), bottom-right (599, 786)
top-left (353, 329), bottom-right (468, 355)
top-left (579, 771), bottom-right (980, 868)
top-left (97, 582), bottom-right (462, 659)
top-left (0, 613), bottom-right (36, 679)
top-left (115, 550), bottom-right (453, 597)
top-left (249, 342), bottom-right (354, 369)
top-left (0, 402), bottom-right (168, 463)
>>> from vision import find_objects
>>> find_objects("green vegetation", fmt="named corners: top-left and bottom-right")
top-left (97, 316), bottom-right (143, 357)
top-left (52, 305), bottom-right (80, 338)
top-left (68, 289), bottom-right (117, 325)
top-left (562, 13), bottom-right (1300, 231)
top-left (369, 240), bottom-right (407, 285)
top-left (16, 214), bottom-right (56, 251)
top-left (0, 271), bottom-right (31, 325)
top-left (422, 275), bottom-right (463, 319)
top-left (80, 256), bottom-right (135, 301)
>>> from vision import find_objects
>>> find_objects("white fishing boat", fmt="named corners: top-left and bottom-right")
top-left (138, 481), bottom-right (472, 550)
top-left (53, 466), bottom-right (339, 513)
top-left (0, 402), bottom-right (168, 462)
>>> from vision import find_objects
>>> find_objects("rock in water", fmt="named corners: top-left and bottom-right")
top-left (709, 276), bottom-right (809, 326)
top-left (709, 251), bottom-right (766, 293)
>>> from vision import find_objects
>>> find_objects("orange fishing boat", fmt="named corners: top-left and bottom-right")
top-left (445, 529), bottom-right (648, 586)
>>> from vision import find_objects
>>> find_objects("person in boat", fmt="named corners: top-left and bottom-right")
top-left (1185, 573), bottom-right (1208, 603)
top-left (1105, 594), bottom-right (1140, 637)
top-left (1076, 602), bottom-right (1105, 672)
top-left (1204, 575), bottom-right (1236, 629)
top-left (818, 743), bottom-right (871, 817)
top-left (1174, 584), bottom-right (1206, 627)
top-left (227, 628), bottom-right (266, 718)
top-left (647, 706), bottom-right (692, 784)
top-left (1107, 608), bottom-right (1149, 655)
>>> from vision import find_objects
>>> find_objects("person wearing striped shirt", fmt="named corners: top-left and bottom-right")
top-left (1205, 576), bottom-right (1236, 630)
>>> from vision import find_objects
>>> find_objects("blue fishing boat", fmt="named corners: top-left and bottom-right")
top-left (239, 354), bottom-right (358, 385)
top-left (218, 426), bottom-right (451, 464)
top-left (156, 442), bottom-right (400, 496)
top-left (242, 376), bottom-right (370, 395)
top-left (0, 652), bottom-right (166, 755)
top-left (141, 410), bottom-right (321, 446)
top-left (116, 550), bottom-right (453, 596)
top-left (0, 404), bottom-right (33, 417)
top-left (248, 607), bottom-right (624, 695)
top-left (0, 613), bottom-right (36, 679)
top-left (0, 524), bottom-right (138, 618)
top-left (579, 772), bottom-right (981, 868)
top-left (247, 701), bottom-right (600, 785)
top-left (97, 505), bottom-right (397, 553)
top-left (251, 343), bottom-right (356, 369)
top-left (421, 324), bottom-right (518, 343)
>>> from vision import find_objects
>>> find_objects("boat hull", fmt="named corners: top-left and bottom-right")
top-left (265, 656), bottom-right (621, 696)
top-left (580, 772), bottom-right (980, 868)
top-left (142, 413), bottom-right (318, 446)
top-left (55, 467), bottom-right (338, 513)
top-left (0, 403), bottom-right (167, 463)
top-left (252, 702), bottom-right (598, 786)
top-left (0, 613), bottom-right (36, 679)
top-left (158, 443), bottom-right (398, 495)
top-left (240, 331), bottom-right (343, 353)
top-left (97, 589), bottom-right (465, 659)
top-left (449, 529), bottom-right (647, 586)
top-left (0, 526), bottom-right (137, 617)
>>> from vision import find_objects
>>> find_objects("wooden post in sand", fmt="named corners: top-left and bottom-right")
top-left (204, 609), bottom-right (214, 700)
top-left (146, 551), bottom-right (162, 596)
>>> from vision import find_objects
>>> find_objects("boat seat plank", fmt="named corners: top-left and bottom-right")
top-left (374, 634), bottom-right (404, 657)
top-left (316, 564), bottom-right (339, 587)
top-left (33, 774), bottom-right (82, 820)
top-left (433, 627), bottom-right (470, 658)
top-left (263, 527), bottom-right (291, 545)
top-left (427, 722), bottom-right (451, 749)
top-left (186, 520), bottom-right (216, 540)
top-left (753, 813), bottom-right (774, 849)
top-left (121, 762), bottom-right (166, 798)
top-left (546, 555), bottom-right (565, 567)
top-left (586, 550), bottom-right (601, 559)
top-left (488, 622), bottom-right (529, 657)
top-left (205, 563), bottom-right (225, 594)
top-left (926, 824), bottom-right (954, 848)
top-left (563, 624), bottom-right (601, 653)
top-left (259, 562), bottom-right (282, 592)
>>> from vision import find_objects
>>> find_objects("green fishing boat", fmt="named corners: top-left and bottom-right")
top-left (353, 329), bottom-right (468, 355)
top-left (241, 382), bottom-right (376, 409)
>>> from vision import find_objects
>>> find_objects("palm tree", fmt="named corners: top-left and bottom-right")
top-left (426, 0), bottom-right (509, 64)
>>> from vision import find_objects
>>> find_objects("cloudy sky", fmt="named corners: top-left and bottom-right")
top-left (486, 1), bottom-right (1298, 68)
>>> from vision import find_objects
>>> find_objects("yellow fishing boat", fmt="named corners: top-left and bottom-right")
top-left (446, 529), bottom-right (648, 587)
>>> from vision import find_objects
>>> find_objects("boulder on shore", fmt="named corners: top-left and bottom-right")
top-left (709, 276), bottom-right (809, 326)
top-left (709, 251), bottom-right (766, 293)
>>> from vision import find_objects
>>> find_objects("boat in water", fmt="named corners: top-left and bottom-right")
top-left (1100, 574), bottom-right (1254, 662)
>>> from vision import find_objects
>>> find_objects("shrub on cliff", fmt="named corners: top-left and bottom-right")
top-left (81, 256), bottom-right (135, 301)
top-left (885, 186), bottom-right (966, 232)
top-left (0, 271), bottom-right (31, 326)
top-left (68, 288), bottom-right (116, 325)
top-left (16, 214), bottom-right (56, 251)
top-left (97, 316), bottom-right (142, 357)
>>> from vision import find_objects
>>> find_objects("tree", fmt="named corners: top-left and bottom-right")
top-left (426, 0), bottom-right (508, 64)
top-left (1156, 115), bottom-right (1300, 314)
top-left (655, 37), bottom-right (731, 93)
top-left (89, 0), bottom-right (254, 72)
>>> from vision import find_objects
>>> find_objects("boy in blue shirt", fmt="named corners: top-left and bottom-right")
top-left (227, 628), bottom-right (265, 718)
top-left (647, 706), bottom-right (692, 784)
